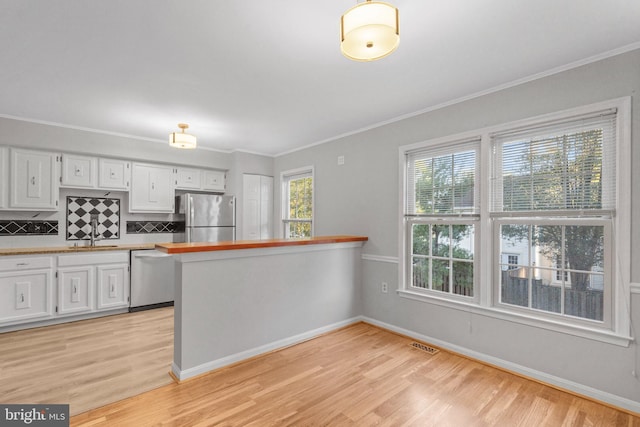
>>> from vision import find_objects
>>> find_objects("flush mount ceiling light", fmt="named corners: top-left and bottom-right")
top-left (169, 123), bottom-right (197, 149)
top-left (340, 0), bottom-right (399, 62)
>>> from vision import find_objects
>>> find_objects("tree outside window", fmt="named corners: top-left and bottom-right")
top-left (282, 170), bottom-right (313, 238)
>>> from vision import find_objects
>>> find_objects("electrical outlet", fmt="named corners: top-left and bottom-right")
top-left (337, 155), bottom-right (345, 165)
top-left (381, 282), bottom-right (388, 293)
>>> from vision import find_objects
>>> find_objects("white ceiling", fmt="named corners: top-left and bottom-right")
top-left (1, 1), bottom-right (639, 156)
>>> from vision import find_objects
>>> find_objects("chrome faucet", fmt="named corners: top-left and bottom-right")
top-left (89, 215), bottom-right (102, 247)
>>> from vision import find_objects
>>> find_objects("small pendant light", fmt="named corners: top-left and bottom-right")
top-left (169, 123), bottom-right (197, 149)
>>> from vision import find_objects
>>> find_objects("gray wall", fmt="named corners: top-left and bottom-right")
top-left (0, 118), bottom-right (274, 245)
top-left (173, 244), bottom-right (363, 377)
top-left (229, 151), bottom-right (274, 238)
top-left (273, 49), bottom-right (640, 405)
top-left (0, 118), bottom-right (232, 171)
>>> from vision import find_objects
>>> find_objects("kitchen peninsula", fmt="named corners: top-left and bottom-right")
top-left (156, 235), bottom-right (368, 381)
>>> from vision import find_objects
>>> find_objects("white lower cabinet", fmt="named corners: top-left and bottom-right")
top-left (57, 251), bottom-right (130, 314)
top-left (57, 265), bottom-right (94, 316)
top-left (0, 256), bottom-right (54, 326)
top-left (97, 264), bottom-right (129, 310)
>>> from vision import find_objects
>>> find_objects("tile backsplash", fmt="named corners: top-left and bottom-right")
top-left (0, 220), bottom-right (59, 236)
top-left (67, 196), bottom-right (120, 241)
top-left (126, 221), bottom-right (184, 234)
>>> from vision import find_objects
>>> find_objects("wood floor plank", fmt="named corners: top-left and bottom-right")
top-left (66, 321), bottom-right (639, 426)
top-left (0, 307), bottom-right (174, 415)
top-left (4, 312), bottom-right (637, 426)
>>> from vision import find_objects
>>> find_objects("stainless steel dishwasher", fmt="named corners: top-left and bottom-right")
top-left (130, 249), bottom-right (175, 312)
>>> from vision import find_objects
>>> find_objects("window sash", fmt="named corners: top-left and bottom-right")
top-left (406, 140), bottom-right (480, 216)
top-left (493, 217), bottom-right (612, 329)
top-left (491, 110), bottom-right (617, 213)
top-left (406, 217), bottom-right (478, 302)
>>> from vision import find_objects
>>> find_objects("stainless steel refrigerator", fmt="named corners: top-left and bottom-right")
top-left (175, 194), bottom-right (236, 242)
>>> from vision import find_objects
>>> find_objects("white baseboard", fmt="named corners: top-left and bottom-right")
top-left (361, 316), bottom-right (640, 415)
top-left (172, 316), bottom-right (363, 381)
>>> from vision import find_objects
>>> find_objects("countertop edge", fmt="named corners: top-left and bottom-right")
top-left (0, 243), bottom-right (158, 256)
top-left (155, 235), bottom-right (369, 254)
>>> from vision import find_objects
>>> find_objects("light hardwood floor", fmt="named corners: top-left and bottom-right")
top-left (70, 322), bottom-right (640, 426)
top-left (0, 307), bottom-right (174, 416)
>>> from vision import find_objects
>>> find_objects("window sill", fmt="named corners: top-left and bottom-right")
top-left (398, 289), bottom-right (633, 347)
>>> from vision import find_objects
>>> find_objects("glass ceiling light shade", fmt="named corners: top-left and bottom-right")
top-left (340, 0), bottom-right (399, 62)
top-left (169, 123), bottom-right (197, 149)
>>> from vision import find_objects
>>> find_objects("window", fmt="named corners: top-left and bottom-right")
top-left (500, 254), bottom-right (520, 270)
top-left (400, 98), bottom-right (631, 343)
top-left (281, 167), bottom-right (313, 238)
top-left (492, 110), bottom-right (616, 327)
top-left (405, 141), bottom-right (479, 300)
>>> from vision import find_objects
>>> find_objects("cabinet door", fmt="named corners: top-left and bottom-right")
top-left (129, 163), bottom-right (175, 213)
top-left (0, 147), bottom-right (7, 208)
top-left (96, 264), bottom-right (129, 310)
top-left (10, 148), bottom-right (59, 210)
top-left (98, 158), bottom-right (130, 190)
top-left (61, 154), bottom-right (96, 188)
top-left (0, 269), bottom-right (53, 325)
top-left (202, 170), bottom-right (225, 192)
top-left (260, 176), bottom-right (273, 239)
top-left (242, 174), bottom-right (261, 240)
top-left (57, 266), bottom-right (94, 316)
top-left (242, 174), bottom-right (273, 240)
top-left (175, 167), bottom-right (201, 190)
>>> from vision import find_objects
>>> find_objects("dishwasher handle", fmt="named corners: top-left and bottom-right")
top-left (133, 252), bottom-right (173, 259)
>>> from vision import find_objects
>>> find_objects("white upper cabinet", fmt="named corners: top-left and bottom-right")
top-left (176, 167), bottom-right (226, 192)
top-left (9, 148), bottom-right (60, 211)
top-left (61, 154), bottom-right (97, 188)
top-left (0, 147), bottom-right (7, 208)
top-left (202, 170), bottom-right (226, 192)
top-left (129, 163), bottom-right (175, 213)
top-left (175, 167), bottom-right (201, 190)
top-left (98, 158), bottom-right (130, 190)
top-left (61, 155), bottom-right (130, 191)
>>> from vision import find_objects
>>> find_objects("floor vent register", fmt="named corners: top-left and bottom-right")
top-left (410, 341), bottom-right (440, 355)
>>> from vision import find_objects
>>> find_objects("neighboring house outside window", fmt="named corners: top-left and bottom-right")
top-left (400, 98), bottom-right (631, 343)
top-left (281, 167), bottom-right (313, 238)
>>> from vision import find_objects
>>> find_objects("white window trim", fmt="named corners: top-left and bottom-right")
top-left (398, 97), bottom-right (632, 346)
top-left (280, 165), bottom-right (315, 238)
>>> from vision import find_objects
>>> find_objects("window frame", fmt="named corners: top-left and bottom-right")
top-left (398, 97), bottom-right (632, 346)
top-left (280, 166), bottom-right (314, 238)
top-left (403, 139), bottom-right (481, 303)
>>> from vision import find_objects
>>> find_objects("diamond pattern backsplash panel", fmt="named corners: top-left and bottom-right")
top-left (126, 221), bottom-right (185, 234)
top-left (67, 197), bottom-right (120, 241)
top-left (0, 220), bottom-right (59, 236)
